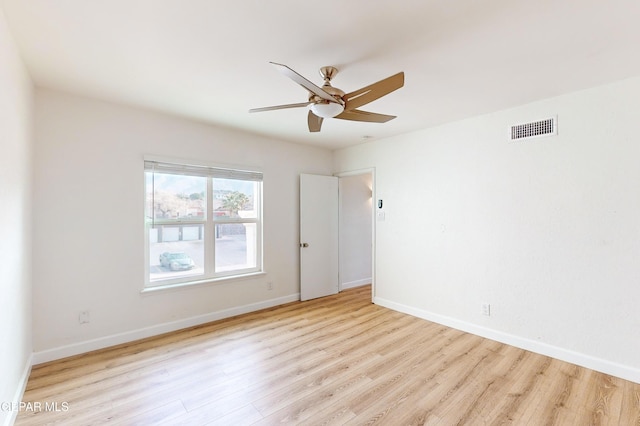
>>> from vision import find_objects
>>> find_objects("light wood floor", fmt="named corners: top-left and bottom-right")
top-left (16, 285), bottom-right (640, 425)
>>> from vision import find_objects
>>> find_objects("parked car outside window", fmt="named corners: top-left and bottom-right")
top-left (159, 252), bottom-right (195, 271)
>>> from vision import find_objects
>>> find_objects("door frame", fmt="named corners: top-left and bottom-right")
top-left (335, 168), bottom-right (376, 302)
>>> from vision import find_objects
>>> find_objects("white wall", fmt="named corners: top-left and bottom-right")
top-left (334, 76), bottom-right (640, 383)
top-left (32, 89), bottom-right (332, 361)
top-left (0, 7), bottom-right (33, 426)
top-left (339, 173), bottom-right (372, 289)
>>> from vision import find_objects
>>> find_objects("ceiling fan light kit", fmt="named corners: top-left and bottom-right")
top-left (250, 62), bottom-right (404, 133)
top-left (308, 101), bottom-right (344, 118)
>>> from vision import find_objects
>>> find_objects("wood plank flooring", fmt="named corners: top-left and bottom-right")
top-left (15, 285), bottom-right (640, 425)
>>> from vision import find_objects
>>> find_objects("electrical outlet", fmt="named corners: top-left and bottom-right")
top-left (481, 303), bottom-right (491, 316)
top-left (267, 282), bottom-right (273, 291)
top-left (79, 311), bottom-right (90, 324)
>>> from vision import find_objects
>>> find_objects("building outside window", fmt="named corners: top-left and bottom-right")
top-left (144, 159), bottom-right (262, 288)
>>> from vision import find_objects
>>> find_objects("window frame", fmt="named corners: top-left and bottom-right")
top-left (143, 158), bottom-right (263, 290)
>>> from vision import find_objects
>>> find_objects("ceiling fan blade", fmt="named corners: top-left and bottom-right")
top-left (308, 111), bottom-right (323, 132)
top-left (335, 109), bottom-right (396, 123)
top-left (270, 62), bottom-right (337, 103)
top-left (343, 72), bottom-right (404, 111)
top-left (249, 102), bottom-right (311, 113)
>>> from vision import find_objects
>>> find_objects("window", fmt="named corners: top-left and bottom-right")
top-left (144, 160), bottom-right (262, 288)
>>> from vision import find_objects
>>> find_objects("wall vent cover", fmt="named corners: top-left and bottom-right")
top-left (510, 116), bottom-right (557, 141)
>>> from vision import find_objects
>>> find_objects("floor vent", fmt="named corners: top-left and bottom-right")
top-left (510, 116), bottom-right (557, 141)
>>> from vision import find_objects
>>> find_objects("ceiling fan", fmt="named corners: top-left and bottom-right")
top-left (249, 62), bottom-right (404, 133)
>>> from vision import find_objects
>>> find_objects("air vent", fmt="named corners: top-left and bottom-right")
top-left (510, 116), bottom-right (557, 141)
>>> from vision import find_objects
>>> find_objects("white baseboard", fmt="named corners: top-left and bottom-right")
top-left (341, 278), bottom-right (371, 290)
top-left (32, 293), bottom-right (300, 365)
top-left (3, 354), bottom-right (32, 426)
top-left (374, 296), bottom-right (640, 385)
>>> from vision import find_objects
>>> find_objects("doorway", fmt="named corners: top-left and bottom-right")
top-left (337, 170), bottom-right (375, 298)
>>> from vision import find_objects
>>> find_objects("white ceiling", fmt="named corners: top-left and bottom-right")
top-left (4, 0), bottom-right (640, 150)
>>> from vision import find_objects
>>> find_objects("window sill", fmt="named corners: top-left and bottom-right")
top-left (141, 271), bottom-right (266, 295)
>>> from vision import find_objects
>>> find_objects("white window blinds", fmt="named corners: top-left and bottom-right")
top-left (144, 160), bottom-right (262, 181)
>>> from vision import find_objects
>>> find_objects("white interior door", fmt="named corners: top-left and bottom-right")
top-left (300, 173), bottom-right (339, 301)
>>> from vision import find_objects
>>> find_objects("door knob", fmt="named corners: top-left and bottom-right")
top-left (300, 243), bottom-right (309, 248)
